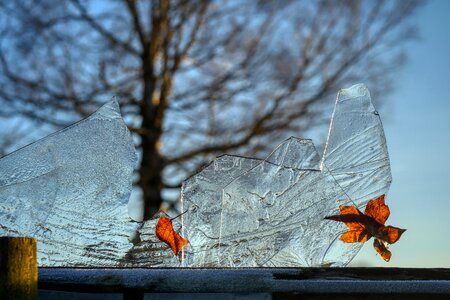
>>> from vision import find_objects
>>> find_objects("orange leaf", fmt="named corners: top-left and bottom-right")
top-left (339, 229), bottom-right (371, 243)
top-left (373, 238), bottom-right (391, 262)
top-left (378, 225), bottom-right (406, 244)
top-left (364, 195), bottom-right (390, 225)
top-left (324, 194), bottom-right (406, 262)
top-left (155, 217), bottom-right (189, 255)
top-left (324, 205), bottom-right (367, 233)
top-left (338, 205), bottom-right (366, 231)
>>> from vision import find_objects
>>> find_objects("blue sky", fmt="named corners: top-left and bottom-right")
top-left (349, 0), bottom-right (450, 267)
top-left (1, 1), bottom-right (448, 268)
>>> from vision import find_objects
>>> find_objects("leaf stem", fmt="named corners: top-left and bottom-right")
top-left (170, 210), bottom-right (188, 221)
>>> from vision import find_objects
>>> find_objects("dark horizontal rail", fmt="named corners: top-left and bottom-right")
top-left (38, 268), bottom-right (450, 294)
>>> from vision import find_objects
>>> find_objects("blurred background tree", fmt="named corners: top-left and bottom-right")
top-left (0, 0), bottom-right (422, 220)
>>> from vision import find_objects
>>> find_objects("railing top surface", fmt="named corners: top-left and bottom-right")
top-left (39, 267), bottom-right (450, 294)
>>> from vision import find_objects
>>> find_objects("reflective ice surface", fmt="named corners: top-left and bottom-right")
top-left (180, 83), bottom-right (391, 267)
top-left (0, 101), bottom-right (138, 266)
top-left (0, 84), bottom-right (391, 267)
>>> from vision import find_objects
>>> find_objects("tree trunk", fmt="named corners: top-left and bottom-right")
top-left (139, 37), bottom-right (164, 219)
top-left (138, 0), bottom-right (171, 220)
top-left (139, 131), bottom-right (164, 220)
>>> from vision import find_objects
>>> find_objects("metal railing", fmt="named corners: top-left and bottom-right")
top-left (39, 267), bottom-right (450, 294)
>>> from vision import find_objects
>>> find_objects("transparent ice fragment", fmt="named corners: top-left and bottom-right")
top-left (321, 84), bottom-right (391, 202)
top-left (180, 83), bottom-right (391, 267)
top-left (266, 138), bottom-right (320, 170)
top-left (0, 100), bottom-right (138, 266)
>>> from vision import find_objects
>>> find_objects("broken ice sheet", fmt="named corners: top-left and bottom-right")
top-left (0, 83), bottom-right (390, 268)
top-left (0, 99), bottom-right (186, 267)
top-left (180, 83), bottom-right (391, 267)
top-left (0, 101), bottom-right (139, 266)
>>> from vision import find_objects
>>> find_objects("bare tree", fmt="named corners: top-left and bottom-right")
top-left (0, 0), bottom-right (422, 219)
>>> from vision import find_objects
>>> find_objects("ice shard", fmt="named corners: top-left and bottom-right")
top-left (179, 83), bottom-right (391, 267)
top-left (0, 100), bottom-right (138, 266)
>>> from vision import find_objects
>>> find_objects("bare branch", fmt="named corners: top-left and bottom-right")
top-left (0, 0), bottom-right (423, 215)
top-left (70, 0), bottom-right (141, 56)
top-left (124, 0), bottom-right (146, 46)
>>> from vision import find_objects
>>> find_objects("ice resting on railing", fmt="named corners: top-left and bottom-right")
top-left (0, 100), bottom-right (139, 266)
top-left (179, 83), bottom-right (392, 267)
top-left (0, 84), bottom-right (392, 267)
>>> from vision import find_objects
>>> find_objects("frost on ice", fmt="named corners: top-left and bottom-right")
top-left (0, 83), bottom-right (391, 267)
top-left (180, 83), bottom-right (391, 267)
